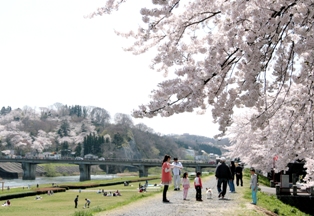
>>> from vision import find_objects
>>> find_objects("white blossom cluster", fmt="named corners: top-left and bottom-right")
top-left (0, 107), bottom-right (97, 153)
top-left (89, 0), bottom-right (314, 135)
top-left (227, 83), bottom-right (314, 186)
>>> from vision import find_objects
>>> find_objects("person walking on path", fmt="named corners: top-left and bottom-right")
top-left (250, 167), bottom-right (258, 205)
top-left (235, 163), bottom-right (243, 187)
top-left (215, 157), bottom-right (232, 199)
top-left (74, 195), bottom-right (79, 208)
top-left (194, 172), bottom-right (203, 201)
top-left (228, 161), bottom-right (236, 193)
top-left (182, 172), bottom-right (190, 200)
top-left (161, 154), bottom-right (173, 203)
top-left (84, 198), bottom-right (91, 208)
top-left (171, 157), bottom-right (183, 191)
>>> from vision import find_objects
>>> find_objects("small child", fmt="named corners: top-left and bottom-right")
top-left (249, 167), bottom-right (258, 205)
top-left (194, 172), bottom-right (203, 201)
top-left (182, 172), bottom-right (190, 200)
top-left (84, 198), bottom-right (91, 208)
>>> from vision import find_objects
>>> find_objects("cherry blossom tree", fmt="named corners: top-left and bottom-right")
top-left (89, 0), bottom-right (314, 181)
top-left (227, 83), bottom-right (314, 185)
top-left (88, 0), bottom-right (314, 135)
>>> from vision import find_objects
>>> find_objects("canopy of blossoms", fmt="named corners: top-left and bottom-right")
top-left (89, 0), bottom-right (314, 181)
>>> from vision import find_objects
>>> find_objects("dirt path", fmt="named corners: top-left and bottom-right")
top-left (95, 176), bottom-right (268, 216)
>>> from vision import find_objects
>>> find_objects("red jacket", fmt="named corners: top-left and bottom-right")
top-left (194, 176), bottom-right (202, 188)
top-left (161, 162), bottom-right (172, 184)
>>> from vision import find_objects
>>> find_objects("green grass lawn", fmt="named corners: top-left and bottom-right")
top-left (2, 170), bottom-right (309, 216)
top-left (0, 178), bottom-right (162, 216)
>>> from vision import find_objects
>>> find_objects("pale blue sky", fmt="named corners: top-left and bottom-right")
top-left (0, 0), bottom-right (220, 137)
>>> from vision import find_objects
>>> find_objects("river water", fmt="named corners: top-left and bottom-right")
top-left (1, 174), bottom-right (118, 188)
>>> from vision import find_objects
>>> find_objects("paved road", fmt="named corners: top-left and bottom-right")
top-left (96, 176), bottom-right (262, 216)
top-left (259, 185), bottom-right (276, 195)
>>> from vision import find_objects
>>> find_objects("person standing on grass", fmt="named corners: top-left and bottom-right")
top-left (172, 157), bottom-right (183, 191)
top-left (182, 172), bottom-right (190, 200)
top-left (74, 195), bottom-right (79, 208)
top-left (215, 157), bottom-right (232, 199)
top-left (194, 172), bottom-right (203, 201)
top-left (250, 167), bottom-right (258, 205)
top-left (161, 154), bottom-right (173, 203)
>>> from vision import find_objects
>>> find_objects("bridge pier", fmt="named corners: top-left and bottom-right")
top-left (79, 164), bottom-right (91, 181)
top-left (22, 163), bottom-right (37, 180)
top-left (138, 165), bottom-right (148, 177)
top-left (195, 166), bottom-right (202, 174)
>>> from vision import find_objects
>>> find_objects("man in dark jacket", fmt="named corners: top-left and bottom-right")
top-left (74, 195), bottom-right (79, 208)
top-left (235, 163), bottom-right (243, 186)
top-left (215, 157), bottom-right (232, 199)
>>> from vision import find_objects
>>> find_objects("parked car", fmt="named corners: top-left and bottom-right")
top-left (84, 154), bottom-right (98, 160)
top-left (99, 157), bottom-right (105, 161)
top-left (75, 157), bottom-right (83, 160)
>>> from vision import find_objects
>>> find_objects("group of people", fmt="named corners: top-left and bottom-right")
top-left (103, 190), bottom-right (121, 197)
top-left (215, 157), bottom-right (243, 199)
top-left (161, 155), bottom-right (203, 202)
top-left (74, 189), bottom-right (122, 208)
top-left (97, 189), bottom-right (121, 196)
top-left (161, 154), bottom-right (258, 205)
top-left (74, 195), bottom-right (91, 209)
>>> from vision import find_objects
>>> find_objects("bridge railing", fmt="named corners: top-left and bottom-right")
top-left (0, 157), bottom-right (215, 165)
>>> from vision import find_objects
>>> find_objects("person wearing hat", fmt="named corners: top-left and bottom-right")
top-left (235, 162), bottom-right (243, 187)
top-left (215, 157), bottom-right (232, 199)
top-left (171, 157), bottom-right (183, 191)
top-left (250, 167), bottom-right (258, 205)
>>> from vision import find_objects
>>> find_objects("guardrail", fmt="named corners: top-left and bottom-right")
top-left (0, 157), bottom-right (213, 164)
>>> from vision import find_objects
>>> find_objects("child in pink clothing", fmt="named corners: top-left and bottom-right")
top-left (182, 172), bottom-right (190, 200)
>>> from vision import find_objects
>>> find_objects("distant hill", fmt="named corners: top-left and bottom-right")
top-left (0, 104), bottom-right (228, 165)
top-left (168, 134), bottom-right (228, 155)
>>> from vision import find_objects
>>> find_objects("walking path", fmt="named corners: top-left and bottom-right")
top-left (95, 176), bottom-right (270, 216)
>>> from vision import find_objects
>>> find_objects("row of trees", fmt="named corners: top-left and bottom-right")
top-left (0, 106), bottom-right (12, 115)
top-left (83, 133), bottom-right (105, 156)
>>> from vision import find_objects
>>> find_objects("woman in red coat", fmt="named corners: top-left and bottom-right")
top-left (161, 154), bottom-right (173, 203)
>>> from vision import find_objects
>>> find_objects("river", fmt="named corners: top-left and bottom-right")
top-left (0, 174), bottom-right (118, 188)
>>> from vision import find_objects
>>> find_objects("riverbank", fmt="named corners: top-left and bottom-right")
top-left (0, 172), bottom-right (310, 216)
top-left (0, 176), bottom-right (158, 201)
top-left (0, 176), bottom-right (162, 216)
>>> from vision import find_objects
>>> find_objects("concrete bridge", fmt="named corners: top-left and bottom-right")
top-left (0, 158), bottom-right (216, 181)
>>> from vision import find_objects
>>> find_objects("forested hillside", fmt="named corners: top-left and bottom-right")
top-left (0, 104), bottom-right (225, 161)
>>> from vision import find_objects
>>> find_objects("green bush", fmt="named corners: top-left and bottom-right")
top-left (73, 210), bottom-right (93, 216)
top-left (44, 164), bottom-right (57, 177)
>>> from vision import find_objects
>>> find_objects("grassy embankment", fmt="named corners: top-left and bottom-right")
top-left (241, 169), bottom-right (310, 216)
top-left (37, 163), bottom-right (107, 177)
top-left (0, 175), bottom-right (161, 216)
